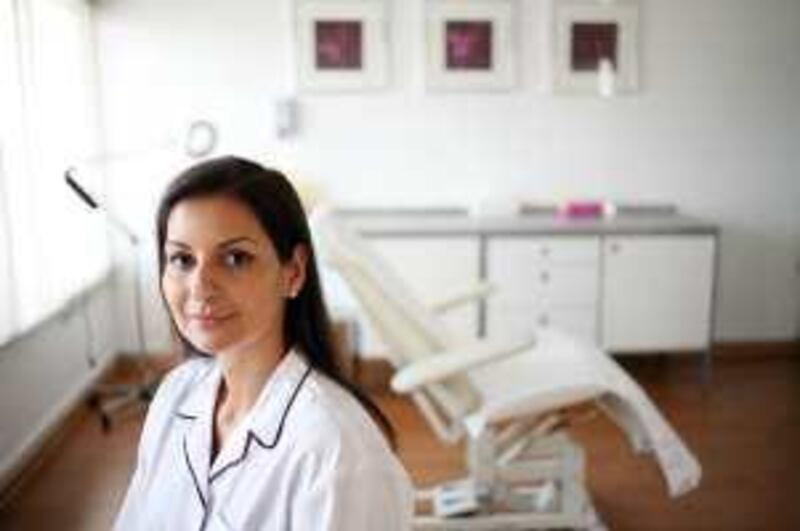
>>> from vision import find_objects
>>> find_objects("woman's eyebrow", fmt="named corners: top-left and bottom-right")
top-left (218, 237), bottom-right (258, 248)
top-left (165, 237), bottom-right (259, 249)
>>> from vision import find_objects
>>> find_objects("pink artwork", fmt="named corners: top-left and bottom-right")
top-left (445, 21), bottom-right (493, 70)
top-left (570, 22), bottom-right (618, 72)
top-left (315, 20), bottom-right (363, 70)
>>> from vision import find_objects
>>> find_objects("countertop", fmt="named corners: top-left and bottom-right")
top-left (338, 209), bottom-right (719, 237)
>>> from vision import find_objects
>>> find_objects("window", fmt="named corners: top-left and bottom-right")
top-left (0, 0), bottom-right (108, 346)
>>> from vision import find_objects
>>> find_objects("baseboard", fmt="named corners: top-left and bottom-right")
top-left (0, 352), bottom-right (119, 506)
top-left (713, 340), bottom-right (799, 358)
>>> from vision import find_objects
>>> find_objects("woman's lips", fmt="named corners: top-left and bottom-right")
top-left (189, 313), bottom-right (235, 328)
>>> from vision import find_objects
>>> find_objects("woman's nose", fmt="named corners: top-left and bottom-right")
top-left (188, 261), bottom-right (220, 300)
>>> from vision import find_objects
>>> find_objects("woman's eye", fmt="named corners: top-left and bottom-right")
top-left (167, 252), bottom-right (195, 271)
top-left (223, 250), bottom-right (253, 269)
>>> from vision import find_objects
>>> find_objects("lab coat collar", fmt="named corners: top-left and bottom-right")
top-left (175, 349), bottom-right (313, 488)
top-left (239, 348), bottom-right (312, 448)
top-left (175, 358), bottom-right (220, 421)
top-left (209, 349), bottom-right (312, 482)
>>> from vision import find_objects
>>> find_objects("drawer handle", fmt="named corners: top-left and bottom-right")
top-left (609, 242), bottom-right (621, 254)
top-left (537, 314), bottom-right (550, 326)
top-left (540, 271), bottom-right (550, 283)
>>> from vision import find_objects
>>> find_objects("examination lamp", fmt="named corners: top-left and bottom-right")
top-left (64, 169), bottom-right (155, 431)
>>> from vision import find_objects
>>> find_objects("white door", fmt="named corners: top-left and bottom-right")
top-left (357, 236), bottom-right (480, 357)
top-left (601, 235), bottom-right (715, 352)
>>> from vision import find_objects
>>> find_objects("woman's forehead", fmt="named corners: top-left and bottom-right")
top-left (166, 196), bottom-right (269, 246)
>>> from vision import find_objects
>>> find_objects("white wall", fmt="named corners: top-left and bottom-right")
top-left (0, 278), bottom-right (118, 489)
top-left (93, 0), bottom-right (800, 347)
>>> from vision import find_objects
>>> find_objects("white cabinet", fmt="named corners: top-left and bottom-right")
top-left (350, 215), bottom-right (718, 359)
top-left (355, 237), bottom-right (480, 356)
top-left (601, 236), bottom-right (716, 352)
top-left (487, 237), bottom-right (600, 346)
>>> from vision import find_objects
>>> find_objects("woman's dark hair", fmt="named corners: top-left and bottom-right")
top-left (155, 155), bottom-right (394, 445)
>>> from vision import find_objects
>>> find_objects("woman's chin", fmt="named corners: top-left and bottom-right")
top-left (179, 317), bottom-right (270, 357)
top-left (185, 328), bottom-right (237, 355)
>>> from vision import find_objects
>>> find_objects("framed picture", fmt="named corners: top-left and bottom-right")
top-left (425, 0), bottom-right (517, 91)
top-left (550, 0), bottom-right (639, 95)
top-left (295, 0), bottom-right (388, 91)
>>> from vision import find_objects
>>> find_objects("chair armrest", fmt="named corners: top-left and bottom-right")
top-left (391, 337), bottom-right (537, 394)
top-left (429, 281), bottom-right (496, 314)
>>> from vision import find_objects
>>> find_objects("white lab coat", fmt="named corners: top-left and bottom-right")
top-left (115, 349), bottom-right (414, 530)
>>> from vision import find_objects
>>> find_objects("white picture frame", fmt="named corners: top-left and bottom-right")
top-left (425, 0), bottom-right (517, 91)
top-left (549, 0), bottom-right (639, 95)
top-left (295, 0), bottom-right (389, 92)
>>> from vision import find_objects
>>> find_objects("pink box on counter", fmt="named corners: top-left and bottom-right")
top-left (558, 201), bottom-right (605, 219)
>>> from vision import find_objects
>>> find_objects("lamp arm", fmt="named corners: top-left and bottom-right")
top-left (65, 168), bottom-right (139, 245)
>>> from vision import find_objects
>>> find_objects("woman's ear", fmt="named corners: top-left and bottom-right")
top-left (284, 244), bottom-right (309, 299)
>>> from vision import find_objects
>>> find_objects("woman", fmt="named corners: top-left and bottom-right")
top-left (115, 156), bottom-right (414, 530)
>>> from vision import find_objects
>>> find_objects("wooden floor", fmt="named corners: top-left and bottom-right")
top-left (1, 352), bottom-right (799, 530)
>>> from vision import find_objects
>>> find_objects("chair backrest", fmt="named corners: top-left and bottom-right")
top-left (310, 208), bottom-right (480, 425)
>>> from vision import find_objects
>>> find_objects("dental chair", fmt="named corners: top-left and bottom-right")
top-left (310, 208), bottom-right (701, 530)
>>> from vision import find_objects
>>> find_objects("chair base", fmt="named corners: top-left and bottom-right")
top-left (413, 431), bottom-right (608, 530)
top-left (414, 510), bottom-right (606, 531)
top-left (414, 483), bottom-right (606, 531)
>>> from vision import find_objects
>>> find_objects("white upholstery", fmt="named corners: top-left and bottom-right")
top-left (465, 327), bottom-right (701, 497)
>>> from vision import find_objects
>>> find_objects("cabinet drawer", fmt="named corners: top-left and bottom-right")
top-left (488, 302), bottom-right (598, 346)
top-left (525, 265), bottom-right (598, 305)
top-left (492, 264), bottom-right (598, 306)
top-left (489, 237), bottom-right (600, 269)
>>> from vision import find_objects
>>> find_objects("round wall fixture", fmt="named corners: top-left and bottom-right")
top-left (184, 119), bottom-right (218, 158)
